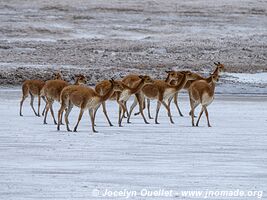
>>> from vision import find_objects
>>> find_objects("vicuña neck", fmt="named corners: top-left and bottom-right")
top-left (212, 67), bottom-right (219, 76)
top-left (168, 74), bottom-right (187, 91)
top-left (99, 85), bottom-right (114, 102)
top-left (121, 82), bottom-right (132, 90)
top-left (165, 74), bottom-right (170, 83)
top-left (209, 81), bottom-right (216, 95)
top-left (205, 75), bottom-right (213, 83)
top-left (129, 79), bottom-right (145, 94)
top-left (74, 79), bottom-right (80, 85)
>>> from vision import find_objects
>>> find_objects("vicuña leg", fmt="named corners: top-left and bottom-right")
top-left (49, 101), bottom-right (57, 125)
top-left (37, 95), bottom-right (41, 117)
top-left (190, 99), bottom-right (195, 126)
top-left (136, 93), bottom-right (149, 124)
top-left (196, 107), bottom-right (204, 126)
top-left (30, 93), bottom-right (38, 116)
top-left (20, 95), bottom-right (27, 116)
top-left (93, 103), bottom-right (101, 126)
top-left (102, 102), bottom-right (113, 126)
top-left (162, 101), bottom-right (174, 124)
top-left (147, 98), bottom-right (153, 119)
top-left (73, 109), bottom-right (84, 132)
top-left (204, 106), bottom-right (211, 127)
top-left (89, 109), bottom-right (98, 133)
top-left (41, 96), bottom-right (47, 116)
top-left (155, 101), bottom-right (162, 124)
top-left (64, 103), bottom-right (73, 131)
top-left (174, 93), bottom-right (183, 117)
top-left (127, 96), bottom-right (138, 123)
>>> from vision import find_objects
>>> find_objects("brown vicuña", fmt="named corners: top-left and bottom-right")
top-left (19, 72), bottom-right (62, 117)
top-left (166, 62), bottom-right (225, 116)
top-left (120, 75), bottom-right (156, 125)
top-left (42, 74), bottom-right (87, 124)
top-left (94, 80), bottom-right (125, 127)
top-left (189, 73), bottom-right (220, 127)
top-left (133, 71), bottom-right (183, 120)
top-left (57, 79), bottom-right (124, 133)
top-left (94, 75), bottom-right (153, 127)
top-left (119, 75), bottom-right (153, 126)
top-left (128, 71), bottom-right (196, 124)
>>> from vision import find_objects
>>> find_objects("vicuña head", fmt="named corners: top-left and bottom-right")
top-left (110, 78), bottom-right (124, 92)
top-left (213, 62), bottom-right (225, 74)
top-left (165, 70), bottom-right (181, 82)
top-left (181, 71), bottom-right (198, 81)
top-left (74, 74), bottom-right (87, 85)
top-left (52, 71), bottom-right (63, 80)
top-left (139, 75), bottom-right (154, 84)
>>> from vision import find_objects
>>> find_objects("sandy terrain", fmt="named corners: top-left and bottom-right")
top-left (0, 89), bottom-right (266, 199)
top-left (0, 0), bottom-right (266, 88)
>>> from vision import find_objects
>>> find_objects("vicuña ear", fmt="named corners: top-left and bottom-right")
top-left (165, 70), bottom-right (172, 73)
top-left (138, 75), bottom-right (144, 79)
top-left (214, 62), bottom-right (218, 65)
top-left (110, 78), bottom-right (115, 84)
top-left (218, 62), bottom-right (221, 64)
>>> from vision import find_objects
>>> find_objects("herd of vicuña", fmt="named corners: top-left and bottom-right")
top-left (20, 62), bottom-right (225, 133)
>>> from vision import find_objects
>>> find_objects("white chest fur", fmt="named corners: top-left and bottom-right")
top-left (86, 97), bottom-right (99, 109)
top-left (163, 88), bottom-right (176, 100)
top-left (119, 90), bottom-right (131, 101)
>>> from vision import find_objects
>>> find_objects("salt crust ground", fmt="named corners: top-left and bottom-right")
top-left (0, 89), bottom-right (266, 199)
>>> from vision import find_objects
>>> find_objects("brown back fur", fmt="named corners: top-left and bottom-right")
top-left (22, 80), bottom-right (45, 96)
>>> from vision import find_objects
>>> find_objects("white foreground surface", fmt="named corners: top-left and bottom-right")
top-left (225, 73), bottom-right (267, 84)
top-left (0, 89), bottom-right (266, 200)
